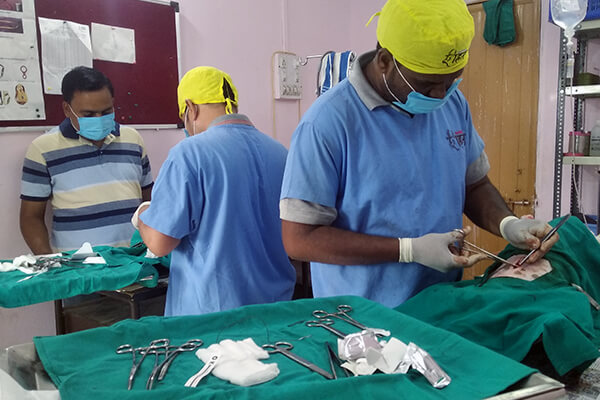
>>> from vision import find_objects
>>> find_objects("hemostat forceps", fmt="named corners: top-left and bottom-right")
top-left (453, 229), bottom-right (520, 269)
top-left (117, 338), bottom-right (170, 390)
top-left (312, 304), bottom-right (391, 337)
top-left (305, 318), bottom-right (349, 339)
top-left (312, 305), bottom-right (367, 330)
top-left (147, 339), bottom-right (203, 390)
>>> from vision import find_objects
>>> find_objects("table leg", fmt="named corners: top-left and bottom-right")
top-left (54, 300), bottom-right (65, 335)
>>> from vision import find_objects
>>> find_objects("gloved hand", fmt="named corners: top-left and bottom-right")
top-left (131, 201), bottom-right (151, 230)
top-left (402, 226), bottom-right (487, 273)
top-left (500, 215), bottom-right (556, 263)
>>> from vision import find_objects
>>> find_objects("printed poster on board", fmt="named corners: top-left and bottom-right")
top-left (0, 0), bottom-right (45, 121)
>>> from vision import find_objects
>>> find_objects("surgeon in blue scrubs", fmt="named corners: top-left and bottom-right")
top-left (280, 0), bottom-right (558, 308)
top-left (135, 66), bottom-right (295, 316)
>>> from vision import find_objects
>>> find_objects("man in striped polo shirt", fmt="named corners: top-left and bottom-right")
top-left (20, 66), bottom-right (153, 254)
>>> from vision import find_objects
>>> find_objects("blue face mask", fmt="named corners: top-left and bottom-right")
top-left (383, 60), bottom-right (462, 114)
top-left (69, 104), bottom-right (115, 141)
top-left (183, 108), bottom-right (195, 138)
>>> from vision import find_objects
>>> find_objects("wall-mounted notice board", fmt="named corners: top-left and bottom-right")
top-left (0, 0), bottom-right (180, 129)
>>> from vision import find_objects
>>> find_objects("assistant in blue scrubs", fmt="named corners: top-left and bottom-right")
top-left (138, 67), bottom-right (295, 316)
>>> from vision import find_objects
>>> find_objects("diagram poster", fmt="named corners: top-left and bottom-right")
top-left (0, 0), bottom-right (45, 121)
top-left (39, 17), bottom-right (92, 95)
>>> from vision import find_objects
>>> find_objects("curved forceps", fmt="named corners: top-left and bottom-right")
top-left (262, 342), bottom-right (333, 380)
top-left (117, 338), bottom-right (170, 390)
top-left (147, 339), bottom-right (203, 390)
top-left (312, 305), bottom-right (367, 330)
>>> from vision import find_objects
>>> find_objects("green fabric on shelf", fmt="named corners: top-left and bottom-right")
top-left (397, 217), bottom-right (600, 377)
top-left (483, 0), bottom-right (516, 46)
top-left (34, 296), bottom-right (535, 400)
top-left (0, 245), bottom-right (161, 308)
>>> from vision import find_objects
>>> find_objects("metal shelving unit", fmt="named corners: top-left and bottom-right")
top-left (563, 156), bottom-right (600, 165)
top-left (565, 84), bottom-right (600, 96)
top-left (553, 22), bottom-right (600, 232)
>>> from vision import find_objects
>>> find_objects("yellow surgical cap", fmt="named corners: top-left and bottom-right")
top-left (370, 0), bottom-right (475, 74)
top-left (177, 66), bottom-right (239, 118)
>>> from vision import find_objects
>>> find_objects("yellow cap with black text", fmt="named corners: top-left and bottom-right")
top-left (368, 0), bottom-right (475, 74)
top-left (177, 66), bottom-right (238, 118)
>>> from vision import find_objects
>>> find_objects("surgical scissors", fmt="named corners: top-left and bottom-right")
top-left (146, 339), bottom-right (203, 390)
top-left (305, 318), bottom-right (349, 339)
top-left (117, 338), bottom-right (169, 390)
top-left (262, 342), bottom-right (333, 380)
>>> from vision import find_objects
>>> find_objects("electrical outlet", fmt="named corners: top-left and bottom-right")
top-left (273, 53), bottom-right (302, 100)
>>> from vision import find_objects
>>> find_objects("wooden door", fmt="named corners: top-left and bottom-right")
top-left (461, 0), bottom-right (541, 279)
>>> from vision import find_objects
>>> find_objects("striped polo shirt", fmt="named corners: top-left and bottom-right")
top-left (21, 118), bottom-right (153, 251)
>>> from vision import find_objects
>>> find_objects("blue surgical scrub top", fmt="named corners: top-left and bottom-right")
top-left (141, 118), bottom-right (296, 316)
top-left (280, 79), bottom-right (485, 308)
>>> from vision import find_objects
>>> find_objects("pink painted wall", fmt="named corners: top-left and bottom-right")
top-left (177, 0), bottom-right (383, 147)
top-left (0, 0), bottom-right (385, 348)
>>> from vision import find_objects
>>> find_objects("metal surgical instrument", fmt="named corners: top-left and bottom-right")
top-left (147, 339), bottom-right (203, 390)
top-left (312, 305), bottom-right (367, 330)
top-left (326, 342), bottom-right (350, 379)
top-left (313, 305), bottom-right (391, 337)
top-left (262, 342), bottom-right (333, 380)
top-left (184, 354), bottom-right (220, 388)
top-left (117, 338), bottom-right (170, 390)
top-left (571, 283), bottom-right (600, 311)
top-left (305, 318), bottom-right (349, 339)
top-left (516, 214), bottom-right (570, 266)
top-left (453, 229), bottom-right (520, 269)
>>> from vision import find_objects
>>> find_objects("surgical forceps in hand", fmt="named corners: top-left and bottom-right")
top-left (516, 213), bottom-right (570, 266)
top-left (117, 338), bottom-right (170, 390)
top-left (146, 339), bottom-right (203, 390)
top-left (453, 229), bottom-right (520, 268)
top-left (262, 342), bottom-right (333, 380)
top-left (305, 319), bottom-right (349, 339)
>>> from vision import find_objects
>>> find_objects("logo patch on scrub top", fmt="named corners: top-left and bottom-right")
top-left (446, 129), bottom-right (466, 151)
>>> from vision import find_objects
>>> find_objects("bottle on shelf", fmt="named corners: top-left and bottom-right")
top-left (590, 120), bottom-right (600, 156)
top-left (551, 0), bottom-right (588, 79)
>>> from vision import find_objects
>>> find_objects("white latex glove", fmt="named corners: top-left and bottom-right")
top-left (500, 216), bottom-right (549, 250)
top-left (400, 227), bottom-right (486, 273)
top-left (131, 201), bottom-right (151, 230)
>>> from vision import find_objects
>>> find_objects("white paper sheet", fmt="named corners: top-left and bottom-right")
top-left (38, 17), bottom-right (92, 95)
top-left (91, 22), bottom-right (135, 64)
top-left (0, 0), bottom-right (45, 121)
